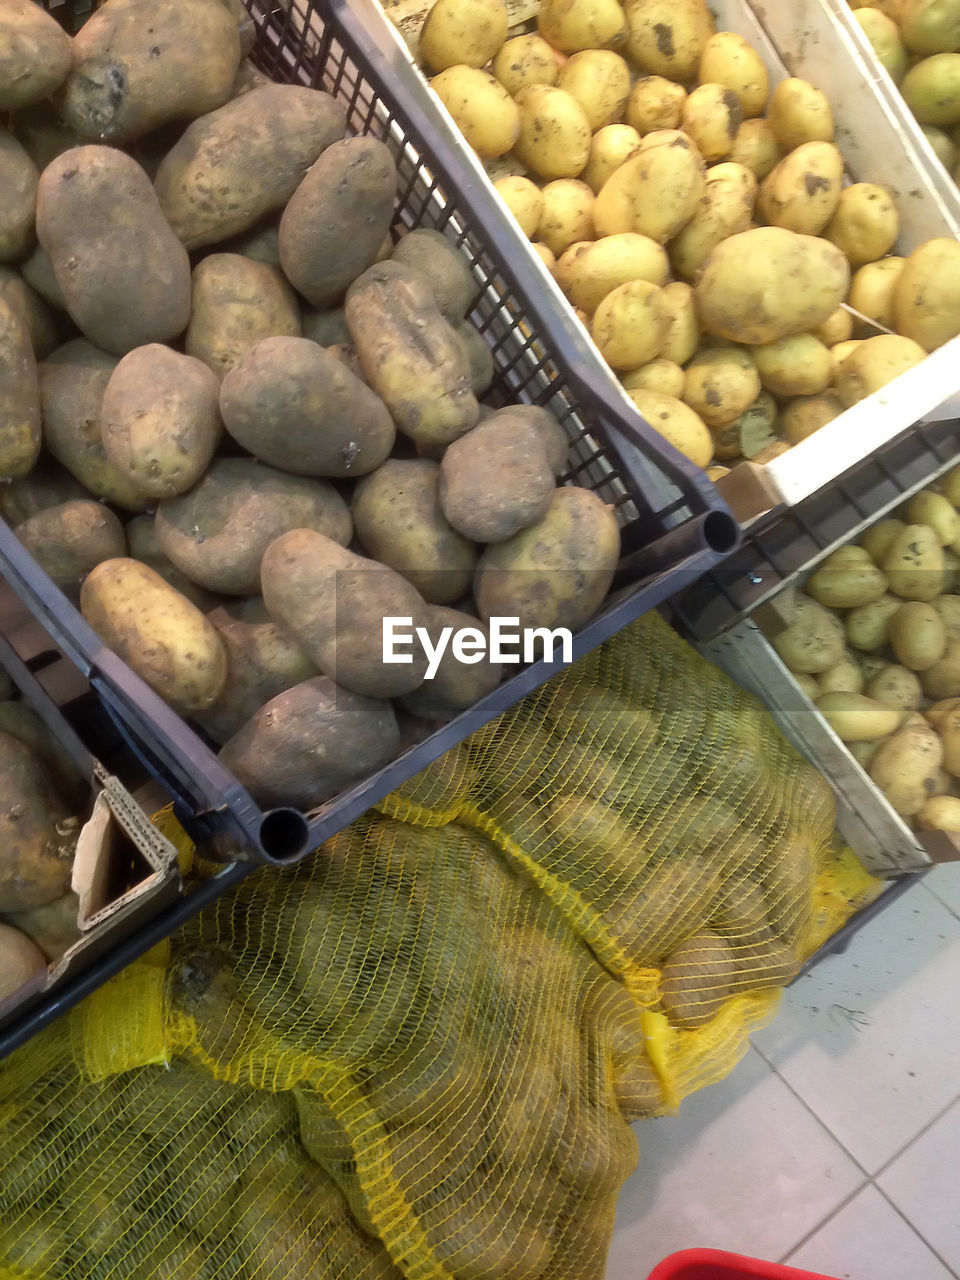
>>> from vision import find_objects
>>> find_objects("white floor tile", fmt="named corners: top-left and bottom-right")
top-left (786, 1184), bottom-right (954, 1280)
top-left (923, 862), bottom-right (960, 921)
top-left (752, 883), bottom-right (960, 1173)
top-left (878, 1098), bottom-right (960, 1272)
top-left (603, 1047), bottom-right (863, 1278)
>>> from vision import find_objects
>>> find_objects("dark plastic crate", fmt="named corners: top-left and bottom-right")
top-left (3, 0), bottom-right (739, 866)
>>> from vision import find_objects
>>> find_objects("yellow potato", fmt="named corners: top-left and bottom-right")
top-left (595, 130), bottom-right (706, 242)
top-left (419, 0), bottom-right (508, 72)
top-left (625, 75), bottom-right (686, 135)
top-left (532, 242), bottom-right (556, 270)
top-left (926, 696), bottom-right (960, 728)
top-left (793, 672), bottom-right (822, 700)
top-left (774, 596), bottom-right (846, 674)
top-left (707, 159), bottom-right (759, 199)
top-left (819, 654), bottom-right (864, 694)
top-left (812, 307), bottom-right (854, 346)
top-left (906, 490), bottom-right (960, 546)
top-left (883, 522), bottom-right (946, 600)
top-left (698, 31), bottom-right (769, 117)
top-left (552, 240), bottom-right (592, 294)
top-left (758, 141), bottom-right (844, 236)
top-left (566, 232), bottom-right (669, 313)
top-left (558, 50), bottom-right (631, 131)
top-left (942, 465), bottom-right (960, 507)
top-left (889, 600), bottom-right (948, 671)
top-left (893, 237), bottom-right (960, 351)
top-left (768, 77), bottom-right (836, 149)
top-left (706, 464), bottom-right (731, 482)
top-left (848, 257), bottom-right (905, 331)
top-left (823, 183), bottom-right (900, 267)
top-left (916, 794), bottom-right (960, 830)
top-left (729, 117), bottom-right (782, 178)
top-left (682, 346), bottom-right (761, 428)
top-left (921, 640), bottom-right (960, 698)
top-left (669, 167), bottom-right (754, 281)
top-left (857, 0), bottom-right (904, 21)
top-left (536, 179), bottom-right (596, 257)
top-left (921, 123), bottom-right (958, 170)
top-left (513, 84), bottom-right (592, 179)
top-left (681, 83), bottom-right (743, 162)
top-left (752, 334), bottom-right (833, 397)
top-left (493, 34), bottom-right (560, 96)
top-left (493, 175), bottom-right (543, 238)
top-left (431, 66), bottom-right (520, 158)
top-left (781, 392), bottom-right (845, 445)
top-left (900, 0), bottom-right (960, 55)
top-left (806, 546), bottom-right (888, 608)
top-left (537, 0), bottom-right (628, 54)
top-left (816, 691), bottom-right (903, 741)
top-left (624, 0), bottom-right (716, 83)
top-left (869, 716), bottom-right (943, 814)
top-left (867, 663), bottom-right (922, 711)
top-left (836, 334), bottom-right (927, 406)
top-left (582, 123), bottom-right (642, 193)
top-left (591, 279), bottom-right (666, 369)
top-left (853, 8), bottom-right (909, 82)
top-left (934, 595), bottom-right (960, 640)
top-left (845, 594), bottom-right (902, 651)
top-left (861, 517), bottom-right (906, 564)
top-left (830, 339), bottom-right (864, 380)
top-left (625, 389), bottom-right (712, 468)
top-left (659, 281), bottom-right (700, 364)
top-left (621, 358), bottom-right (685, 398)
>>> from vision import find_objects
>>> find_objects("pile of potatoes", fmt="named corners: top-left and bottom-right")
top-left (0, 0), bottom-right (623, 816)
top-left (849, 0), bottom-right (960, 184)
top-left (409, 0), bottom-right (960, 475)
top-left (771, 465), bottom-right (960, 832)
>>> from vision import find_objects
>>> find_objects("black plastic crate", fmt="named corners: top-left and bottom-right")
top-left (3, 0), bottom-right (739, 866)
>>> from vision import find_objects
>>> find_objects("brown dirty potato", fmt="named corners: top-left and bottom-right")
top-left (0, 2), bottom-right (72, 112)
top-left (0, 130), bottom-right (39, 263)
top-left (16, 500), bottom-right (127, 599)
top-left (0, 300), bottom-right (41, 480)
top-left (0, 730), bottom-right (79, 912)
top-left (439, 416), bottom-right (556, 543)
top-left (186, 254), bottom-right (301, 380)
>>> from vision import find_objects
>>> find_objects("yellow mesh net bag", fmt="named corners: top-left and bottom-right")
top-left (0, 613), bottom-right (882, 1280)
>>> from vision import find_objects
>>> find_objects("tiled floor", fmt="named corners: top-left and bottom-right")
top-left (605, 862), bottom-right (960, 1280)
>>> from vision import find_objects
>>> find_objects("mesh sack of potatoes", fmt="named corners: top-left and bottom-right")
top-left (0, 613), bottom-right (881, 1280)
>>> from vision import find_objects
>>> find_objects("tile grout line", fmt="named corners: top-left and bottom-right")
top-left (920, 876), bottom-right (960, 926)
top-left (871, 1092), bottom-right (960, 1182)
top-left (774, 1179), bottom-right (869, 1267)
top-left (873, 1182), bottom-right (960, 1280)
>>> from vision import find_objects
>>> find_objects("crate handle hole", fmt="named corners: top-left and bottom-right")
top-left (702, 510), bottom-right (740, 555)
top-left (258, 808), bottom-right (311, 864)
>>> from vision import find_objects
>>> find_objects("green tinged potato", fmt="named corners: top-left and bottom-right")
top-left (346, 261), bottom-right (479, 446)
top-left (0, 130), bottom-right (38, 263)
top-left (439, 416), bottom-right (555, 544)
top-left (392, 229), bottom-right (475, 324)
top-left (401, 607), bottom-right (504, 719)
top-left (81, 558), bottom-right (228, 714)
top-left (156, 457), bottom-right (352, 596)
top-left (0, 730), bottom-right (78, 912)
top-left (902, 52), bottom-right (960, 123)
top-left (220, 335), bottom-right (396, 477)
top-left (595, 130), bottom-right (706, 243)
top-left (37, 147), bottom-right (191, 356)
top-left (61, 0), bottom-right (240, 143)
top-left (16, 499), bottom-right (126, 598)
top-left (279, 137), bottom-right (397, 308)
top-left (155, 85), bottom-right (347, 249)
top-left (100, 345), bottom-right (221, 500)
top-left (815, 690), bottom-right (902, 740)
top-left (900, 0), bottom-right (960, 53)
top-left (474, 487), bottom-right (620, 633)
top-left (0, 2), bottom-right (72, 112)
top-left (260, 529), bottom-right (432, 698)
top-left (893, 238), bottom-right (960, 351)
top-left (195, 598), bottom-right (318, 746)
top-left (186, 254), bottom-right (300, 379)
top-left (353, 459), bottom-right (478, 604)
top-left (0, 300), bottom-right (40, 479)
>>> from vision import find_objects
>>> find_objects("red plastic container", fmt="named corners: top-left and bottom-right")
top-left (646, 1249), bottom-right (841, 1280)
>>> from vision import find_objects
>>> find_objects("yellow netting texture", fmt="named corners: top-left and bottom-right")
top-left (0, 613), bottom-right (882, 1280)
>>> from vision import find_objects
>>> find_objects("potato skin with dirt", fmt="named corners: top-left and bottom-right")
top-left (0, 2), bottom-right (72, 112)
top-left (0, 300), bottom-right (41, 480)
top-left (352, 459), bottom-right (477, 605)
top-left (81, 559), bottom-right (228, 715)
top-left (36, 147), bottom-right (191, 356)
top-left (474, 487), bottom-right (620, 632)
top-left (219, 336), bottom-right (395, 477)
top-left (100, 345), bottom-right (221, 500)
top-left (0, 730), bottom-right (78, 912)
top-left (279, 137), bottom-right (398, 308)
top-left (218, 676), bottom-right (399, 810)
top-left (391, 228), bottom-right (475, 324)
top-left (439, 417), bottom-right (556, 543)
top-left (400, 606), bottom-right (504, 719)
top-left (155, 457), bottom-right (352, 596)
top-left (0, 131), bottom-right (39, 264)
top-left (154, 85), bottom-right (347, 250)
top-left (186, 254), bottom-right (301, 379)
top-left (16, 500), bottom-right (127, 598)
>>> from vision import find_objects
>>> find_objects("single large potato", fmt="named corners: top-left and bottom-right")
top-left (682, 83), bottom-right (743, 162)
top-left (752, 334), bottom-right (833, 398)
top-left (0, 131), bottom-right (38, 263)
top-left (806, 546), bottom-right (887, 608)
top-left (698, 32), bottom-right (770, 117)
top-left (430, 66), bottom-right (522, 159)
top-left (683, 346), bottom-right (761, 428)
top-left (582, 123), bottom-right (643, 193)
top-left (493, 34), bottom-right (559, 96)
top-left (194, 598), bottom-right (318, 746)
top-left (474, 487), bottom-right (620, 632)
top-left (391, 229), bottom-right (475, 324)
top-left (155, 457), bottom-right (352, 596)
top-left (61, 0), bottom-right (240, 143)
top-left (625, 75), bottom-right (686, 134)
top-left (260, 529), bottom-right (432, 698)
top-left (220, 335), bottom-right (396, 476)
top-left (0, 301), bottom-right (41, 480)
top-left (440, 417), bottom-right (556, 544)
top-left (592, 279), bottom-right (667, 369)
top-left (566, 233), bottom-right (669, 313)
top-left (219, 677), bottom-right (399, 810)
top-left (16, 500), bottom-right (126, 599)
top-left (624, 0), bottom-right (716, 82)
top-left (0, 731), bottom-right (77, 912)
top-left (902, 53), bottom-right (960, 124)
top-left (768, 77), bottom-right (835, 148)
top-left (36, 147), bottom-right (191, 356)
top-left (758, 142), bottom-right (844, 236)
top-left (154, 85), bottom-right (347, 249)
top-left (823, 183), bottom-right (900, 267)
top-left (882, 523), bottom-right (946, 600)
top-left (38, 339), bottom-right (151, 510)
top-left (513, 85), bottom-right (593, 179)
top-left (186, 254), bottom-right (300, 380)
top-left (660, 929), bottom-right (735, 1029)
top-left (835, 334), bottom-right (927, 407)
top-left (900, 0), bottom-right (960, 54)
top-left (729, 117), bottom-right (782, 178)
top-left (279, 137), bottom-right (397, 309)
top-left (694, 227), bottom-right (850, 345)
top-left (595, 131), bottom-right (706, 242)
top-left (869, 716), bottom-right (943, 815)
top-left (893, 238), bottom-right (960, 351)
top-left (849, 257), bottom-right (905, 331)
top-left (419, 0), bottom-right (508, 72)
top-left (100, 345), bottom-right (221, 500)
top-left (345, 262), bottom-right (478, 447)
top-left (0, 2), bottom-right (72, 112)
top-left (80, 559), bottom-right (228, 714)
top-left (558, 50), bottom-right (632, 131)
top-left (627, 389), bottom-right (713, 467)
top-left (538, 0), bottom-right (628, 53)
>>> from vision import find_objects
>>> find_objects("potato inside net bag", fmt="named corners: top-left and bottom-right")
top-left (0, 612), bottom-right (880, 1280)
